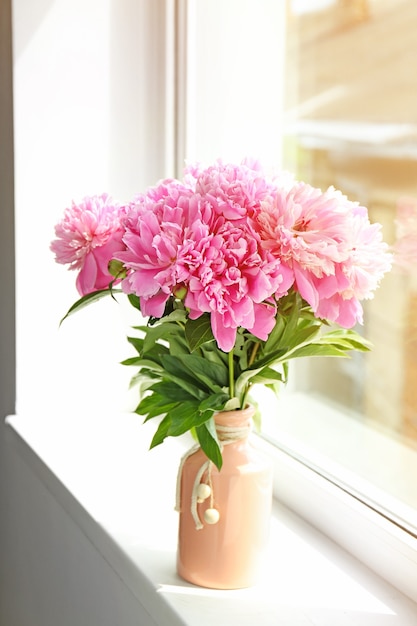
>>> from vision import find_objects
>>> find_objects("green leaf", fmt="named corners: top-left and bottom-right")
top-left (136, 394), bottom-right (178, 420)
top-left (159, 309), bottom-right (187, 324)
top-left (278, 296), bottom-right (302, 345)
top-left (160, 355), bottom-right (207, 399)
top-left (236, 335), bottom-right (260, 371)
top-left (248, 366), bottom-right (284, 385)
top-left (196, 419), bottom-right (222, 470)
top-left (127, 336), bottom-right (144, 353)
top-left (198, 392), bottom-right (229, 412)
top-left (128, 293), bottom-right (141, 311)
top-left (201, 344), bottom-right (229, 367)
top-left (264, 314), bottom-right (285, 352)
top-left (149, 381), bottom-right (196, 403)
top-left (235, 363), bottom-right (283, 394)
top-left (142, 322), bottom-right (183, 353)
top-left (185, 315), bottom-right (215, 351)
top-left (120, 357), bottom-right (164, 372)
top-left (129, 370), bottom-right (160, 393)
top-left (149, 415), bottom-right (171, 448)
top-left (265, 382), bottom-right (282, 396)
top-left (224, 397), bottom-right (241, 411)
top-left (287, 343), bottom-right (351, 359)
top-left (136, 394), bottom-right (159, 416)
top-left (167, 333), bottom-right (190, 356)
top-left (60, 288), bottom-right (121, 324)
top-left (144, 343), bottom-right (171, 365)
top-left (178, 354), bottom-right (229, 390)
top-left (120, 356), bottom-right (143, 367)
top-left (131, 325), bottom-right (148, 332)
top-left (245, 346), bottom-right (289, 372)
top-left (167, 402), bottom-right (211, 437)
top-left (287, 324), bottom-right (322, 349)
top-left (318, 330), bottom-right (372, 351)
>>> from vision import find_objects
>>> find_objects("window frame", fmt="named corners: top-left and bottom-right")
top-left (177, 0), bottom-right (417, 602)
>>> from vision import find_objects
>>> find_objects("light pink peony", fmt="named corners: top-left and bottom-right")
top-left (256, 183), bottom-right (392, 327)
top-left (50, 194), bottom-right (127, 296)
top-left (187, 158), bottom-right (287, 224)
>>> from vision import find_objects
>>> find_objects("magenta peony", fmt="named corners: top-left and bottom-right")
top-left (114, 179), bottom-right (199, 317)
top-left (180, 220), bottom-right (291, 352)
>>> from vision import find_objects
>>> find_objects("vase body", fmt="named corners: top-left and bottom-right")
top-left (176, 406), bottom-right (273, 589)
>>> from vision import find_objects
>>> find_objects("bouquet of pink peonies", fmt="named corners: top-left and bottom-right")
top-left (51, 159), bottom-right (392, 467)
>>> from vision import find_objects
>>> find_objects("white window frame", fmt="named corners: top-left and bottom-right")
top-left (175, 0), bottom-right (417, 602)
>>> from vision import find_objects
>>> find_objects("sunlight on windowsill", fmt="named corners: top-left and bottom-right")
top-left (6, 409), bottom-right (417, 625)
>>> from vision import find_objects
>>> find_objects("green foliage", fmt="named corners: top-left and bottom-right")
top-left (120, 292), bottom-right (371, 467)
top-left (184, 314), bottom-right (214, 351)
top-left (61, 289), bottom-right (372, 469)
top-left (59, 288), bottom-right (121, 325)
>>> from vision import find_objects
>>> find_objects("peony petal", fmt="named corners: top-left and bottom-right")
top-left (211, 312), bottom-right (237, 352)
top-left (293, 266), bottom-right (319, 311)
top-left (140, 291), bottom-right (170, 318)
top-left (76, 253), bottom-right (98, 296)
top-left (274, 262), bottom-right (295, 298)
top-left (249, 302), bottom-right (277, 341)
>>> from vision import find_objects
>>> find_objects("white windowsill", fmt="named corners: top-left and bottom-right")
top-left (5, 411), bottom-right (417, 626)
top-left (258, 391), bottom-right (417, 534)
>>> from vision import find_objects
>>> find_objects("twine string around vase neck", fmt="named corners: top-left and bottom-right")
top-left (175, 419), bottom-right (251, 530)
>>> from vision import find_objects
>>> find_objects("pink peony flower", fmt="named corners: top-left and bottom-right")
top-left (312, 209), bottom-right (391, 326)
top-left (50, 194), bottom-right (127, 296)
top-left (115, 162), bottom-right (296, 343)
top-left (52, 160), bottom-right (391, 349)
top-left (187, 158), bottom-right (286, 223)
top-left (115, 179), bottom-right (200, 317)
top-left (180, 220), bottom-right (293, 352)
top-left (256, 183), bottom-right (392, 327)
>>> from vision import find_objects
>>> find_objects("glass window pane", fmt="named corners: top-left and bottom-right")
top-left (280, 0), bottom-right (417, 529)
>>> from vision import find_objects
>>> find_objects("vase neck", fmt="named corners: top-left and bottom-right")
top-left (214, 406), bottom-right (254, 443)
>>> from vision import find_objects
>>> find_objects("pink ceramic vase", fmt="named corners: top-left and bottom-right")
top-left (176, 405), bottom-right (273, 589)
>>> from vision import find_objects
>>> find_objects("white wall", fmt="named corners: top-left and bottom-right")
top-left (3, 2), bottom-right (172, 623)
top-left (12, 0), bottom-right (286, 421)
top-left (12, 0), bottom-right (174, 419)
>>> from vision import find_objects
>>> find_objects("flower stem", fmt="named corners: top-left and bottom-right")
top-left (248, 341), bottom-right (260, 367)
top-left (228, 349), bottom-right (235, 400)
top-left (241, 342), bottom-right (260, 409)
